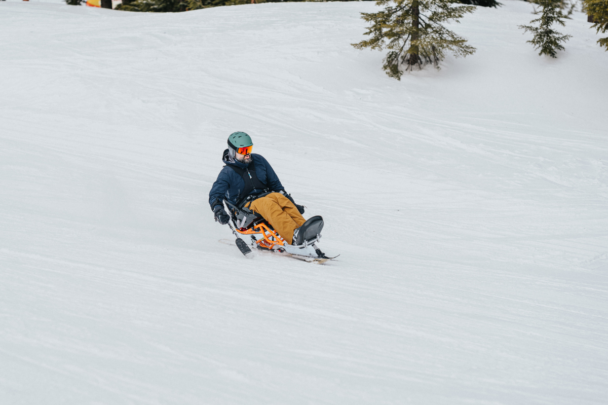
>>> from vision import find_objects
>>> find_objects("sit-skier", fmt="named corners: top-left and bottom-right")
top-left (209, 132), bottom-right (322, 246)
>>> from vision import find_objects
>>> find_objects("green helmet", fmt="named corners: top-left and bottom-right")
top-left (227, 131), bottom-right (253, 151)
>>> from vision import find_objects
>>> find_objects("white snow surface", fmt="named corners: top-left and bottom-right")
top-left (1, 1), bottom-right (608, 404)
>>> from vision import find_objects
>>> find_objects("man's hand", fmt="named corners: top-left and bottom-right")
top-left (213, 205), bottom-right (230, 225)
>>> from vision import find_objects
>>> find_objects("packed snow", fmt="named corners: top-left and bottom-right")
top-left (1, 1), bottom-right (607, 404)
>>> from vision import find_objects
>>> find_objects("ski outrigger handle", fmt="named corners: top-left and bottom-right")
top-left (223, 200), bottom-right (253, 258)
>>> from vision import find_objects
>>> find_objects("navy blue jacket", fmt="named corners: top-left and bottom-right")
top-left (209, 149), bottom-right (284, 210)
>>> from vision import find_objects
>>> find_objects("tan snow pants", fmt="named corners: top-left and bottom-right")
top-left (246, 193), bottom-right (306, 245)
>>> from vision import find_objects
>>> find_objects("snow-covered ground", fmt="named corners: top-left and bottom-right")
top-left (1, 1), bottom-right (607, 404)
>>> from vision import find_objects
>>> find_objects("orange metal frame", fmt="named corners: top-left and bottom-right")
top-left (236, 222), bottom-right (285, 250)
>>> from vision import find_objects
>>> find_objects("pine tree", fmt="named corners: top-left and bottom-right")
top-left (519, 0), bottom-right (574, 58)
top-left (187, 0), bottom-right (247, 10)
top-left (352, 0), bottom-right (476, 80)
top-left (146, 0), bottom-right (188, 11)
top-left (459, 0), bottom-right (500, 7)
top-left (187, 0), bottom-right (205, 10)
top-left (116, 0), bottom-right (188, 12)
top-left (582, 0), bottom-right (608, 50)
top-left (117, 0), bottom-right (253, 11)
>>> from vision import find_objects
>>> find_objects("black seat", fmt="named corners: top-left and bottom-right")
top-left (233, 206), bottom-right (265, 229)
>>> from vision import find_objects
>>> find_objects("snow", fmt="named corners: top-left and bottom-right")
top-left (1, 1), bottom-right (608, 403)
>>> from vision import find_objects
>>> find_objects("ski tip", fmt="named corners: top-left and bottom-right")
top-left (314, 254), bottom-right (339, 264)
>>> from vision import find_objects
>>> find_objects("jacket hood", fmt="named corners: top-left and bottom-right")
top-left (222, 148), bottom-right (250, 169)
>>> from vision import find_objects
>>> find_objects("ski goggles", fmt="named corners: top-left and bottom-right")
top-left (237, 145), bottom-right (253, 155)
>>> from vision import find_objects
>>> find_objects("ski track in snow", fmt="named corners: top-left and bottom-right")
top-left (1, 1), bottom-right (608, 404)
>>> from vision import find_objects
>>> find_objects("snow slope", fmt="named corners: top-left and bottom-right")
top-left (1, 1), bottom-right (608, 404)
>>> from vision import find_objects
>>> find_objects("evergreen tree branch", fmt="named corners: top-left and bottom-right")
top-left (582, 0), bottom-right (608, 50)
top-left (353, 0), bottom-right (476, 78)
top-left (519, 0), bottom-right (572, 58)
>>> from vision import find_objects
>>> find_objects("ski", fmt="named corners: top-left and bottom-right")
top-left (219, 239), bottom-right (338, 264)
top-left (278, 251), bottom-right (340, 264)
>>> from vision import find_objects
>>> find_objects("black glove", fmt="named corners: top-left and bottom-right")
top-left (295, 204), bottom-right (305, 215)
top-left (213, 205), bottom-right (230, 225)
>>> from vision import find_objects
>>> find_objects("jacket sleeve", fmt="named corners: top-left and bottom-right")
top-left (209, 168), bottom-right (231, 211)
top-left (260, 156), bottom-right (284, 192)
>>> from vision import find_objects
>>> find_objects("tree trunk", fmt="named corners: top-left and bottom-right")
top-left (101, 0), bottom-right (112, 8)
top-left (409, 1), bottom-right (421, 66)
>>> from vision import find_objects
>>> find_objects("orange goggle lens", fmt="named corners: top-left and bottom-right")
top-left (237, 146), bottom-right (253, 155)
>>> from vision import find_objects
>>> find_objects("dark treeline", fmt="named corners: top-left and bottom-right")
top-left (116, 0), bottom-right (370, 13)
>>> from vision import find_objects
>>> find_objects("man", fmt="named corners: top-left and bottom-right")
top-left (209, 132), bottom-right (320, 246)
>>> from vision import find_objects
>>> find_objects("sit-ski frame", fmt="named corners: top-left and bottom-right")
top-left (223, 200), bottom-right (324, 258)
